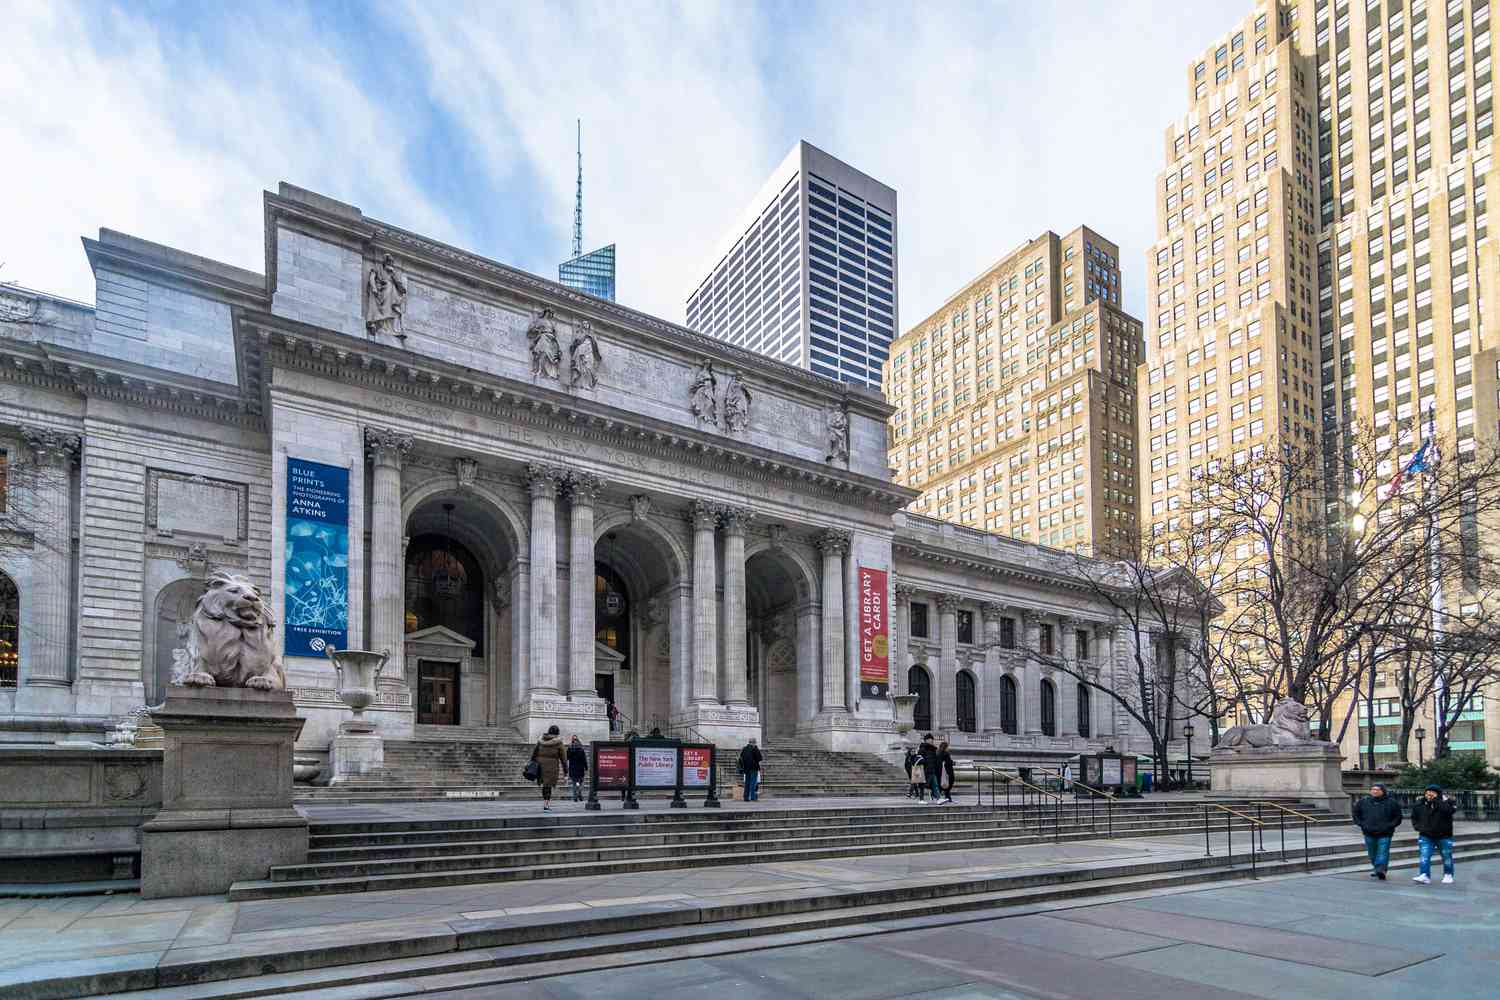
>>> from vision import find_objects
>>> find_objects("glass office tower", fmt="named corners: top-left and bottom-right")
top-left (559, 244), bottom-right (617, 301)
top-left (686, 142), bottom-right (897, 390)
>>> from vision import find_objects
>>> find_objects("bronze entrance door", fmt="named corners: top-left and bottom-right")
top-left (417, 661), bottom-right (459, 725)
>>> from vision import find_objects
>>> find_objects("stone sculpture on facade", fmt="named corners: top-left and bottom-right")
top-left (723, 372), bottom-right (751, 432)
top-left (527, 307), bottom-right (562, 379)
top-left (364, 253), bottom-right (408, 345)
top-left (569, 323), bottom-right (602, 389)
top-left (179, 572), bottom-right (287, 691)
top-left (629, 494), bottom-right (652, 521)
top-left (689, 359), bottom-right (718, 426)
top-left (1215, 698), bottom-right (1318, 750)
top-left (825, 403), bottom-right (850, 464)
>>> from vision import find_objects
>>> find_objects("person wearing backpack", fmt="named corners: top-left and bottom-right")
top-left (566, 736), bottom-right (589, 802)
top-left (530, 725), bottom-right (567, 811)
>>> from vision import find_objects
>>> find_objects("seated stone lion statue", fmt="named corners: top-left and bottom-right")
top-left (1215, 698), bottom-right (1312, 751)
top-left (177, 572), bottom-right (286, 691)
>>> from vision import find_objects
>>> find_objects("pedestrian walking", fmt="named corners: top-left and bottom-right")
top-left (566, 735), bottom-right (589, 802)
top-left (607, 702), bottom-right (621, 734)
top-left (909, 756), bottom-right (927, 801)
top-left (903, 747), bottom-right (920, 799)
top-left (738, 738), bottom-right (764, 802)
top-left (919, 734), bottom-right (942, 805)
top-left (1352, 782), bottom-right (1403, 880)
top-left (1411, 783), bottom-right (1458, 884)
top-left (1061, 762), bottom-right (1073, 792)
top-left (532, 725), bottom-right (567, 811)
top-left (938, 740), bottom-right (956, 803)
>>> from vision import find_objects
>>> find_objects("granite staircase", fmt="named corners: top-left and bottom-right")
top-left (294, 733), bottom-right (909, 802)
top-left (232, 796), bottom-right (1343, 900)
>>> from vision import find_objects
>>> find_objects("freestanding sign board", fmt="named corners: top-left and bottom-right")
top-left (1080, 750), bottom-right (1137, 795)
top-left (586, 739), bottom-right (719, 809)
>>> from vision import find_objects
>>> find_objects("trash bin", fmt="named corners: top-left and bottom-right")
top-left (1140, 771), bottom-right (1153, 793)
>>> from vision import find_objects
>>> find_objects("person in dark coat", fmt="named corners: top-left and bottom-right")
top-left (938, 740), bottom-right (957, 803)
top-left (566, 736), bottom-right (589, 802)
top-left (903, 747), bottom-right (920, 798)
top-left (1352, 782), bottom-right (1403, 879)
top-left (532, 725), bottom-right (567, 811)
top-left (738, 738), bottom-right (764, 801)
top-left (1410, 783), bottom-right (1458, 884)
top-left (918, 734), bottom-right (942, 805)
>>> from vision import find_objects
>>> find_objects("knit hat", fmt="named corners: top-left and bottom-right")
top-left (1425, 783), bottom-right (1442, 793)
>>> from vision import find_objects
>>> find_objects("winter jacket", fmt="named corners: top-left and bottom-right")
top-left (532, 735), bottom-right (567, 787)
top-left (566, 744), bottom-right (589, 783)
top-left (1410, 796), bottom-right (1456, 839)
top-left (918, 741), bottom-right (940, 773)
top-left (738, 744), bottom-right (763, 775)
top-left (903, 749), bottom-right (918, 777)
top-left (939, 751), bottom-right (956, 790)
top-left (1352, 794), bottom-right (1403, 837)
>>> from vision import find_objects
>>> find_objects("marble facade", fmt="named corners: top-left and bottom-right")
top-left (0, 184), bottom-right (1184, 761)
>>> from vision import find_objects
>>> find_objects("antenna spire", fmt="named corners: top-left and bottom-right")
top-left (572, 119), bottom-right (583, 260)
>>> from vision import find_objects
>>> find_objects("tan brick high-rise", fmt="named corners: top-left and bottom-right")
top-left (884, 227), bottom-right (1143, 556)
top-left (1147, 0), bottom-right (1499, 763)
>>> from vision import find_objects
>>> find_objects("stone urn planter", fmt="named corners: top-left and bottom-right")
top-left (326, 647), bottom-right (389, 734)
top-left (891, 694), bottom-right (919, 734)
top-left (293, 755), bottom-right (324, 783)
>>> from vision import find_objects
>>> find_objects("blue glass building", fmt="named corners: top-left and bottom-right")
top-left (686, 142), bottom-right (897, 390)
top-left (559, 244), bottom-right (616, 301)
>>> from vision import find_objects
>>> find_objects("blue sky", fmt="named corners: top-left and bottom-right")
top-left (4, 0), bottom-right (1249, 329)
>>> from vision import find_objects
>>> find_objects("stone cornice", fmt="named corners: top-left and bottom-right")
top-left (237, 310), bottom-right (917, 514)
top-left (0, 338), bottom-right (261, 430)
top-left (83, 234), bottom-right (266, 311)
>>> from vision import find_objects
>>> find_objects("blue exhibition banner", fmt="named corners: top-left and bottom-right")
top-left (284, 457), bottom-right (350, 657)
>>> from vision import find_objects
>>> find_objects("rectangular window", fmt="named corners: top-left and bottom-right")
top-left (1076, 630), bottom-right (1090, 661)
top-left (1039, 624), bottom-right (1055, 656)
top-left (957, 610), bottom-right (974, 645)
top-left (910, 601), bottom-right (930, 639)
top-left (1000, 617), bottom-right (1016, 649)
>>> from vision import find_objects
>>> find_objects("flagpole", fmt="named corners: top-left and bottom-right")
top-left (1424, 403), bottom-right (1446, 757)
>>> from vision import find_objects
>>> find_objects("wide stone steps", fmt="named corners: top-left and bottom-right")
top-left (95, 833), bottom-right (1500, 1000)
top-left (231, 799), bottom-right (1336, 900)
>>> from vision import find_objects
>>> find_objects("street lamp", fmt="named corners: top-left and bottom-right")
top-left (1415, 726), bottom-right (1427, 765)
top-left (1183, 722), bottom-right (1196, 789)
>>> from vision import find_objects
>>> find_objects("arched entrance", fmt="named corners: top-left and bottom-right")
top-left (1000, 674), bottom-right (1018, 734)
top-left (404, 489), bottom-right (521, 729)
top-left (909, 664), bottom-right (932, 733)
top-left (956, 670), bottom-right (977, 733)
top-left (593, 519), bottom-right (685, 732)
top-left (746, 546), bottom-right (816, 738)
top-left (1040, 678), bottom-right (1057, 736)
top-left (0, 571), bottom-right (17, 689)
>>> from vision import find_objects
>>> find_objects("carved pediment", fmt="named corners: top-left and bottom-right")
top-left (594, 641), bottom-right (626, 665)
top-left (404, 625), bottom-right (477, 653)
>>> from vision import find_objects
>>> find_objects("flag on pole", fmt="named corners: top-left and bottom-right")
top-left (1388, 404), bottom-right (1439, 493)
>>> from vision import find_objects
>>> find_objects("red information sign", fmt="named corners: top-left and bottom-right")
top-left (595, 746), bottom-right (629, 789)
top-left (682, 746), bottom-right (712, 787)
top-left (858, 566), bottom-right (889, 698)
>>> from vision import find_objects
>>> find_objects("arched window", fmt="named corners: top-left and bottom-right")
top-left (1077, 682), bottom-right (1091, 738)
top-left (1000, 675), bottom-right (1018, 735)
top-left (956, 671), bottom-right (977, 733)
top-left (0, 570), bottom-right (16, 688)
top-left (1040, 678), bottom-right (1056, 736)
top-left (908, 665), bottom-right (932, 732)
top-left (404, 534), bottom-right (485, 655)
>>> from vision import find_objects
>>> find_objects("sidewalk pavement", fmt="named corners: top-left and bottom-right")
top-left (1, 812), bottom-right (1488, 996)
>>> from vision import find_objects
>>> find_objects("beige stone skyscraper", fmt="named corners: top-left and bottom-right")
top-left (884, 227), bottom-right (1143, 556)
top-left (1147, 0), bottom-right (1499, 762)
top-left (1141, 3), bottom-right (1322, 546)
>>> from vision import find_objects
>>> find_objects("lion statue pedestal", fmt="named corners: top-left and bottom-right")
top-left (140, 573), bottom-right (309, 899)
top-left (1209, 699), bottom-right (1349, 818)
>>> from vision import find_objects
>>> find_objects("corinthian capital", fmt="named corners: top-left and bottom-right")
top-left (935, 593), bottom-right (960, 615)
top-left (364, 426), bottom-right (414, 469)
top-left (720, 506), bottom-right (756, 535)
top-left (567, 471), bottom-right (605, 505)
top-left (816, 528), bottom-right (851, 556)
top-left (688, 499), bottom-right (720, 531)
top-left (22, 427), bottom-right (81, 467)
top-left (893, 583), bottom-right (917, 607)
top-left (525, 463), bottom-right (566, 499)
top-left (980, 602), bottom-right (1006, 623)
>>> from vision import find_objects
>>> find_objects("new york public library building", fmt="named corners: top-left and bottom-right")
top-left (0, 183), bottom-right (1176, 781)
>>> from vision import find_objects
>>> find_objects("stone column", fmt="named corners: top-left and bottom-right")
top-left (689, 500), bottom-right (720, 705)
top-left (1058, 616), bottom-right (1078, 737)
top-left (1021, 610), bottom-right (1042, 735)
top-left (980, 603), bottom-right (1005, 734)
top-left (721, 508), bottom-right (753, 705)
top-left (935, 594), bottom-right (958, 732)
top-left (1097, 627), bottom-right (1116, 737)
top-left (21, 428), bottom-right (79, 686)
top-left (526, 464), bottom-right (564, 694)
top-left (816, 529), bottom-right (850, 712)
top-left (893, 585), bottom-right (915, 694)
top-left (566, 472), bottom-right (603, 699)
top-left (364, 428), bottom-right (412, 685)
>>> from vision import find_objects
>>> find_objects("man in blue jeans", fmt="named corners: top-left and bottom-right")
top-left (1352, 782), bottom-right (1403, 880)
top-left (738, 739), bottom-right (763, 802)
top-left (1410, 783), bottom-right (1457, 884)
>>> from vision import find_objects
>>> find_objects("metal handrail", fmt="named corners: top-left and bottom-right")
top-left (1204, 803), bottom-right (1265, 878)
top-left (972, 764), bottom-right (1065, 842)
top-left (1253, 801), bottom-right (1314, 870)
top-left (1068, 779), bottom-right (1115, 837)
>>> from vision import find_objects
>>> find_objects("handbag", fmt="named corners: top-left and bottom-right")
top-left (523, 742), bottom-right (541, 782)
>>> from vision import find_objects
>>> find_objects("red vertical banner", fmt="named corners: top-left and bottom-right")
top-left (858, 566), bottom-right (889, 698)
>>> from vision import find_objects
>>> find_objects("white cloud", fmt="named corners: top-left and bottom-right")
top-left (0, 0), bottom-right (452, 303)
